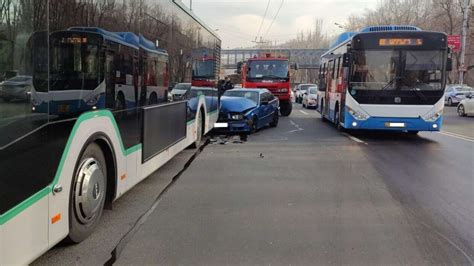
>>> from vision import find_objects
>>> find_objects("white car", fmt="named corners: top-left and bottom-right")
top-left (457, 95), bottom-right (474, 116)
top-left (302, 86), bottom-right (318, 109)
top-left (445, 84), bottom-right (474, 106)
top-left (294, 84), bottom-right (314, 104)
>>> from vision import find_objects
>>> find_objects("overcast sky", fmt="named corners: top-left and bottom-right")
top-left (183, 0), bottom-right (378, 49)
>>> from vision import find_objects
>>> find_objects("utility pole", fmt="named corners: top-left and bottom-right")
top-left (459, 0), bottom-right (471, 85)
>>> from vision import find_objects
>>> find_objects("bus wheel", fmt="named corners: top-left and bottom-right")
top-left (115, 93), bottom-right (126, 110)
top-left (320, 101), bottom-right (327, 122)
top-left (280, 100), bottom-right (292, 116)
top-left (191, 109), bottom-right (204, 148)
top-left (67, 143), bottom-right (107, 243)
top-left (149, 93), bottom-right (158, 105)
top-left (335, 107), bottom-right (343, 131)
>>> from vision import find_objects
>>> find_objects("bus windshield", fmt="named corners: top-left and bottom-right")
top-left (248, 60), bottom-right (289, 80)
top-left (49, 33), bottom-right (103, 91)
top-left (350, 50), bottom-right (444, 91)
top-left (193, 59), bottom-right (215, 78)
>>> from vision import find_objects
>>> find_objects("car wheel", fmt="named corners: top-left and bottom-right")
top-left (66, 143), bottom-right (107, 243)
top-left (269, 111), bottom-right (279, 127)
top-left (458, 104), bottom-right (466, 117)
top-left (251, 116), bottom-right (258, 133)
top-left (447, 97), bottom-right (453, 106)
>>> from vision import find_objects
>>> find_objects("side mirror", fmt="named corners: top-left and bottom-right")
top-left (446, 58), bottom-right (453, 72)
top-left (236, 62), bottom-right (243, 74)
top-left (342, 53), bottom-right (353, 68)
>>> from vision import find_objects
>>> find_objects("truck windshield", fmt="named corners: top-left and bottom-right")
top-left (350, 50), bottom-right (444, 91)
top-left (248, 60), bottom-right (289, 79)
top-left (49, 33), bottom-right (103, 91)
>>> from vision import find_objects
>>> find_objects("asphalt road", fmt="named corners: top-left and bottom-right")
top-left (34, 104), bottom-right (474, 265)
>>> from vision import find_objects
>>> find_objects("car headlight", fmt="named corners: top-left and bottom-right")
top-left (423, 111), bottom-right (442, 122)
top-left (347, 106), bottom-right (368, 120)
top-left (231, 114), bottom-right (244, 120)
top-left (86, 94), bottom-right (101, 106)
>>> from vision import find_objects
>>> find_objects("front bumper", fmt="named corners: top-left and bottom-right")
top-left (214, 119), bottom-right (252, 133)
top-left (344, 110), bottom-right (443, 131)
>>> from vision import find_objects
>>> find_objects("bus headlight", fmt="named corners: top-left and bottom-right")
top-left (423, 111), bottom-right (442, 122)
top-left (347, 107), bottom-right (368, 120)
top-left (86, 94), bottom-right (101, 106)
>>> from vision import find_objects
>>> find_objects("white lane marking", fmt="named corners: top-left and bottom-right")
top-left (439, 131), bottom-right (474, 142)
top-left (300, 110), bottom-right (309, 115)
top-left (288, 119), bottom-right (304, 133)
top-left (342, 132), bottom-right (368, 145)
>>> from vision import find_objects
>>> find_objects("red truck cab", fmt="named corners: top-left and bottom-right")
top-left (239, 54), bottom-right (293, 116)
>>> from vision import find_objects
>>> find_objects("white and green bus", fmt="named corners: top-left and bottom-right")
top-left (0, 1), bottom-right (220, 264)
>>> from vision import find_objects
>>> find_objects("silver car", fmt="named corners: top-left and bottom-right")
top-left (0, 75), bottom-right (33, 102)
top-left (445, 84), bottom-right (474, 106)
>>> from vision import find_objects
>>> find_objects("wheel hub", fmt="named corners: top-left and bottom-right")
top-left (74, 158), bottom-right (105, 224)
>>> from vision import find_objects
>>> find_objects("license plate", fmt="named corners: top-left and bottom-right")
top-left (385, 122), bottom-right (405, 128)
top-left (58, 105), bottom-right (70, 113)
top-left (214, 122), bottom-right (228, 128)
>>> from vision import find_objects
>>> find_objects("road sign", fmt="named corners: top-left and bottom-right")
top-left (448, 35), bottom-right (461, 52)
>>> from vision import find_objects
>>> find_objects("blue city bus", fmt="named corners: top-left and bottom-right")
top-left (317, 25), bottom-right (452, 133)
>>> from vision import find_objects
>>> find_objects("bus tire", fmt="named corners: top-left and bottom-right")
top-left (115, 92), bottom-right (126, 110)
top-left (320, 101), bottom-right (327, 122)
top-left (334, 105), bottom-right (343, 132)
top-left (191, 109), bottom-right (204, 148)
top-left (280, 100), bottom-right (292, 116)
top-left (149, 93), bottom-right (158, 105)
top-left (66, 142), bottom-right (107, 244)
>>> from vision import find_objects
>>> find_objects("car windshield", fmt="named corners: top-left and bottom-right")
top-left (299, 84), bottom-right (312, 91)
top-left (223, 90), bottom-right (259, 104)
top-left (458, 86), bottom-right (474, 92)
top-left (350, 50), bottom-right (444, 91)
top-left (248, 60), bottom-right (289, 79)
top-left (172, 84), bottom-right (191, 93)
top-left (6, 76), bottom-right (31, 82)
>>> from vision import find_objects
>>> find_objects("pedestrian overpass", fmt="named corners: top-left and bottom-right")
top-left (221, 48), bottom-right (326, 70)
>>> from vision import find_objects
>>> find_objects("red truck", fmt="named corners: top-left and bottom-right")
top-left (238, 53), bottom-right (293, 116)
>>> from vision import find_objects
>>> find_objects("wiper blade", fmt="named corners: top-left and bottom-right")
top-left (409, 88), bottom-right (428, 103)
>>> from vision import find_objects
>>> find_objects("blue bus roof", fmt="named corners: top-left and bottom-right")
top-left (67, 27), bottom-right (167, 55)
top-left (330, 25), bottom-right (423, 50)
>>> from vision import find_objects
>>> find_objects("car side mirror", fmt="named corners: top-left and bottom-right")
top-left (342, 53), bottom-right (353, 68)
top-left (446, 58), bottom-right (453, 72)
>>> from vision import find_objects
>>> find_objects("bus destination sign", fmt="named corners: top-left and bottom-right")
top-left (379, 38), bottom-right (423, 46)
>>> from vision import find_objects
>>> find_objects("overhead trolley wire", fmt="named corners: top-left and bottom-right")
top-left (263, 0), bottom-right (284, 39)
top-left (255, 0), bottom-right (271, 42)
